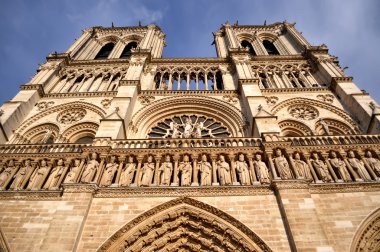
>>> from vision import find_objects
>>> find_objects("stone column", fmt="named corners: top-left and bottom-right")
top-left (74, 158), bottom-right (86, 183)
top-left (210, 155), bottom-right (219, 186)
top-left (191, 154), bottom-right (199, 186)
top-left (247, 154), bottom-right (259, 184)
top-left (267, 153), bottom-right (280, 179)
top-left (55, 158), bottom-right (72, 189)
top-left (114, 155), bottom-right (125, 186)
top-left (153, 155), bottom-right (162, 186)
top-left (94, 156), bottom-right (106, 184)
top-left (358, 150), bottom-right (377, 180)
top-left (303, 152), bottom-right (320, 183)
top-left (321, 152), bottom-right (339, 182)
top-left (171, 154), bottom-right (180, 186)
top-left (228, 154), bottom-right (240, 185)
top-left (131, 156), bottom-right (143, 187)
top-left (341, 152), bottom-right (361, 182)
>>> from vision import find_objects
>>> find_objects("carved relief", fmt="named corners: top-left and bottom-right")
top-left (147, 115), bottom-right (231, 139)
top-left (138, 95), bottom-right (155, 105)
top-left (57, 108), bottom-right (86, 125)
top-left (316, 94), bottom-right (334, 103)
top-left (288, 105), bottom-right (319, 120)
top-left (222, 94), bottom-right (239, 104)
top-left (265, 96), bottom-right (279, 106)
top-left (36, 101), bottom-right (55, 111)
top-left (101, 99), bottom-right (112, 109)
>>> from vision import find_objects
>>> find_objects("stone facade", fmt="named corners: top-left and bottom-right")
top-left (0, 22), bottom-right (380, 252)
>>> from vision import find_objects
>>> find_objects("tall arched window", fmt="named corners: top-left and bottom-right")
top-left (241, 40), bottom-right (256, 56)
top-left (263, 40), bottom-right (279, 55)
top-left (120, 41), bottom-right (138, 59)
top-left (94, 42), bottom-right (115, 59)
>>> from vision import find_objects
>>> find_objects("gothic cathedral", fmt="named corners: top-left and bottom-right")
top-left (0, 22), bottom-right (379, 252)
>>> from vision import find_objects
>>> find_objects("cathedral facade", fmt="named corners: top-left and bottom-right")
top-left (0, 22), bottom-right (379, 252)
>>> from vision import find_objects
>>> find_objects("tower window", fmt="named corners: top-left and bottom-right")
top-left (94, 42), bottom-right (115, 59)
top-left (263, 40), bottom-right (279, 55)
top-left (120, 41), bottom-right (138, 59)
top-left (241, 40), bottom-right (256, 56)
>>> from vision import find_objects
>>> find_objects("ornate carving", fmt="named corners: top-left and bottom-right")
top-left (138, 95), bottom-right (155, 105)
top-left (57, 108), bottom-right (86, 125)
top-left (265, 96), bottom-right (279, 106)
top-left (36, 101), bottom-right (55, 111)
top-left (317, 94), bottom-right (334, 103)
top-left (222, 94), bottom-right (239, 103)
top-left (288, 105), bottom-right (319, 120)
top-left (100, 99), bottom-right (112, 109)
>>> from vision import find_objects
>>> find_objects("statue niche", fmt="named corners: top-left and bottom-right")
top-left (147, 115), bottom-right (231, 139)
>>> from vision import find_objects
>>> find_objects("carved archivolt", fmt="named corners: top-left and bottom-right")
top-left (278, 119), bottom-right (313, 137)
top-left (61, 122), bottom-right (99, 142)
top-left (315, 118), bottom-right (355, 135)
top-left (97, 197), bottom-right (273, 252)
top-left (16, 101), bottom-right (106, 134)
top-left (350, 207), bottom-right (380, 252)
top-left (24, 123), bottom-right (60, 143)
top-left (130, 96), bottom-right (246, 138)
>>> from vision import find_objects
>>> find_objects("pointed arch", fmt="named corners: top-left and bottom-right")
top-left (24, 123), bottom-right (60, 144)
top-left (16, 101), bottom-right (106, 134)
top-left (350, 207), bottom-right (380, 252)
top-left (278, 119), bottom-right (313, 136)
top-left (61, 122), bottom-right (99, 143)
top-left (97, 197), bottom-right (273, 252)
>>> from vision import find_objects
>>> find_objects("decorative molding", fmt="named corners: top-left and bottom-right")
top-left (44, 91), bottom-right (117, 98)
top-left (261, 87), bottom-right (330, 94)
top-left (20, 84), bottom-right (45, 96)
top-left (309, 182), bottom-right (380, 194)
top-left (141, 90), bottom-right (237, 96)
top-left (0, 190), bottom-right (62, 200)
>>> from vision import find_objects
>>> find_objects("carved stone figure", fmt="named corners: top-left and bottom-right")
top-left (365, 151), bottom-right (380, 176)
top-left (178, 155), bottom-right (192, 186)
top-left (293, 153), bottom-right (312, 179)
top-left (329, 151), bottom-right (351, 182)
top-left (310, 153), bottom-right (331, 182)
top-left (120, 156), bottom-right (136, 186)
top-left (64, 159), bottom-right (81, 183)
top-left (171, 122), bottom-right (180, 138)
top-left (235, 154), bottom-right (250, 185)
top-left (43, 159), bottom-right (64, 189)
top-left (347, 151), bottom-right (371, 181)
top-left (159, 155), bottom-right (173, 186)
top-left (193, 122), bottom-right (204, 138)
top-left (254, 154), bottom-right (270, 184)
top-left (217, 155), bottom-right (232, 185)
top-left (41, 130), bottom-right (53, 144)
top-left (183, 118), bottom-right (193, 138)
top-left (198, 154), bottom-right (212, 186)
top-left (100, 156), bottom-right (118, 187)
top-left (11, 159), bottom-right (32, 190)
top-left (81, 153), bottom-right (99, 183)
top-left (28, 160), bottom-right (49, 190)
top-left (273, 149), bottom-right (292, 179)
top-left (140, 155), bottom-right (155, 186)
top-left (319, 118), bottom-right (330, 135)
top-left (0, 160), bottom-right (14, 189)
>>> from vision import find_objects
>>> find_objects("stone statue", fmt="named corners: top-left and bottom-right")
top-left (235, 154), bottom-right (250, 185)
top-left (28, 160), bottom-right (49, 190)
top-left (183, 118), bottom-right (193, 138)
top-left (347, 151), bottom-right (371, 181)
top-left (178, 155), bottom-right (192, 186)
top-left (310, 153), bottom-right (331, 182)
top-left (198, 154), bottom-right (212, 186)
top-left (319, 118), bottom-right (330, 135)
top-left (273, 149), bottom-right (292, 179)
top-left (329, 151), bottom-right (352, 182)
top-left (217, 155), bottom-right (232, 185)
top-left (43, 159), bottom-right (64, 189)
top-left (100, 156), bottom-right (118, 187)
top-left (81, 153), bottom-right (99, 183)
top-left (253, 154), bottom-right (270, 184)
top-left (140, 155), bottom-right (155, 186)
top-left (41, 130), bottom-right (53, 144)
top-left (64, 159), bottom-right (81, 183)
top-left (193, 122), bottom-right (204, 138)
top-left (0, 160), bottom-right (14, 189)
top-left (169, 122), bottom-right (180, 138)
top-left (11, 159), bottom-right (32, 190)
top-left (159, 155), bottom-right (173, 186)
top-left (365, 151), bottom-right (380, 176)
top-left (293, 153), bottom-right (312, 179)
top-left (120, 156), bottom-right (136, 186)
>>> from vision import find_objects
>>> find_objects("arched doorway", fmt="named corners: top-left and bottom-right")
top-left (97, 197), bottom-right (273, 252)
top-left (350, 207), bottom-right (380, 252)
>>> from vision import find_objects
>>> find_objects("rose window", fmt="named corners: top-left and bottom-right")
top-left (57, 109), bottom-right (86, 124)
top-left (288, 105), bottom-right (318, 120)
top-left (147, 115), bottom-right (231, 138)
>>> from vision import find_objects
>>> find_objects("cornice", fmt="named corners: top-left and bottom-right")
top-left (150, 58), bottom-right (229, 64)
top-left (309, 182), bottom-right (380, 194)
top-left (261, 87), bottom-right (330, 94)
top-left (249, 55), bottom-right (306, 62)
top-left (68, 58), bottom-right (131, 66)
top-left (229, 22), bottom-right (285, 31)
top-left (140, 90), bottom-right (238, 96)
top-left (20, 84), bottom-right (45, 96)
top-left (44, 91), bottom-right (117, 99)
top-left (0, 190), bottom-right (62, 200)
top-left (94, 185), bottom-right (272, 198)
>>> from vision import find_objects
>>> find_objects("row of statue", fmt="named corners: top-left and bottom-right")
top-left (0, 149), bottom-right (379, 190)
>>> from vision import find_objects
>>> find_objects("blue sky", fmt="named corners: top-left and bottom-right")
top-left (0, 0), bottom-right (380, 104)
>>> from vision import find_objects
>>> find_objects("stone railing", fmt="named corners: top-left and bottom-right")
top-left (0, 143), bottom-right (87, 154)
top-left (94, 137), bottom-right (263, 149)
top-left (284, 134), bottom-right (380, 146)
